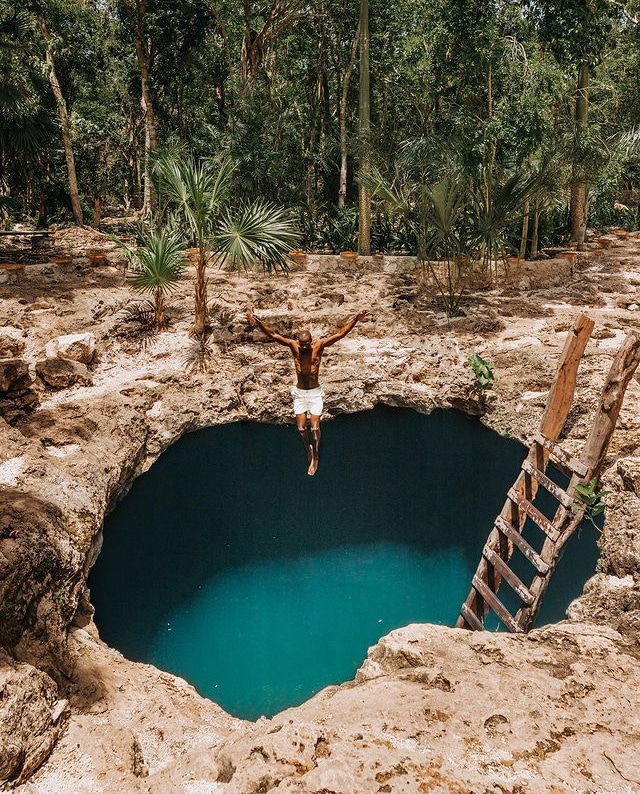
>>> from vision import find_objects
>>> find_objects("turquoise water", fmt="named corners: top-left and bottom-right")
top-left (89, 406), bottom-right (599, 719)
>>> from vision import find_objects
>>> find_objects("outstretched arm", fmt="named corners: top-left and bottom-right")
top-left (319, 310), bottom-right (368, 348)
top-left (246, 312), bottom-right (295, 347)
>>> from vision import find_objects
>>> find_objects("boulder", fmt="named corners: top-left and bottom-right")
top-left (45, 332), bottom-right (96, 364)
top-left (0, 653), bottom-right (65, 787)
top-left (0, 328), bottom-right (26, 358)
top-left (36, 358), bottom-right (93, 389)
top-left (0, 359), bottom-right (31, 393)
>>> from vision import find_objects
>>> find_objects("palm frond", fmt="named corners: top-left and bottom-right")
top-left (215, 199), bottom-right (300, 272)
top-left (126, 230), bottom-right (186, 294)
top-left (615, 126), bottom-right (640, 160)
top-left (182, 336), bottom-right (215, 374)
top-left (357, 166), bottom-right (410, 216)
top-left (153, 154), bottom-right (234, 244)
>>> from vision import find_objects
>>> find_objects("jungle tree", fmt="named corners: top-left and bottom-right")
top-left (358, 0), bottom-right (371, 254)
top-left (527, 0), bottom-right (619, 246)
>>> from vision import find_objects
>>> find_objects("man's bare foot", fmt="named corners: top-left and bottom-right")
top-left (307, 456), bottom-right (318, 476)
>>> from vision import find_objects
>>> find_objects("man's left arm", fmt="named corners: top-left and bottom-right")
top-left (319, 310), bottom-right (368, 348)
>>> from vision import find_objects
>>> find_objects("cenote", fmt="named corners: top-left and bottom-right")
top-left (89, 406), bottom-right (599, 720)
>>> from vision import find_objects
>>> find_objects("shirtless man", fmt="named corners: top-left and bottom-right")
top-left (245, 310), bottom-right (368, 475)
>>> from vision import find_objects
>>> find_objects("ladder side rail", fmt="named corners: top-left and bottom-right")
top-left (456, 315), bottom-right (595, 630)
top-left (516, 332), bottom-right (640, 631)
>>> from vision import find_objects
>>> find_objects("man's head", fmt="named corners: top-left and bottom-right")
top-left (297, 329), bottom-right (312, 349)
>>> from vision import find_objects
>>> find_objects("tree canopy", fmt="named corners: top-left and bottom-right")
top-left (1, 0), bottom-right (639, 249)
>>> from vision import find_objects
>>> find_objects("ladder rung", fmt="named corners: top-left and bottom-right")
top-left (521, 460), bottom-right (574, 509)
top-left (508, 489), bottom-right (561, 542)
top-left (472, 574), bottom-right (522, 633)
top-left (483, 546), bottom-right (535, 606)
top-left (495, 515), bottom-right (550, 575)
top-left (533, 433), bottom-right (588, 478)
top-left (459, 602), bottom-right (484, 631)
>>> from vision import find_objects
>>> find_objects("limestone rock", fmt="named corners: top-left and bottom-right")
top-left (0, 359), bottom-right (38, 422)
top-left (0, 328), bottom-right (26, 358)
top-left (45, 332), bottom-right (96, 364)
top-left (2, 237), bottom-right (640, 792)
top-left (36, 358), bottom-right (92, 389)
top-left (0, 652), bottom-right (64, 786)
top-left (0, 358), bottom-right (30, 393)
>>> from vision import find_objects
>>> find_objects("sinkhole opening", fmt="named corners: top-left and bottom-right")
top-left (89, 406), bottom-right (599, 720)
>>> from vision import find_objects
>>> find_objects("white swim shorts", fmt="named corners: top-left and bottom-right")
top-left (291, 386), bottom-right (325, 416)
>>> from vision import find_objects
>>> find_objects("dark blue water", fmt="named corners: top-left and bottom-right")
top-left (89, 406), bottom-right (599, 719)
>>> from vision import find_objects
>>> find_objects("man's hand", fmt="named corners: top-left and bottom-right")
top-left (356, 310), bottom-right (368, 322)
top-left (245, 311), bottom-right (257, 326)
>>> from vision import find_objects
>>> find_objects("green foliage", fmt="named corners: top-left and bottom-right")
top-left (468, 354), bottom-right (495, 391)
top-left (151, 151), bottom-right (299, 333)
top-left (127, 230), bottom-right (185, 292)
top-left (525, 0), bottom-right (618, 67)
top-left (469, 169), bottom-right (542, 273)
top-left (126, 229), bottom-right (186, 329)
top-left (153, 152), bottom-right (299, 271)
top-left (216, 200), bottom-right (299, 272)
top-left (0, 0), bottom-right (637, 246)
top-left (573, 477), bottom-right (611, 530)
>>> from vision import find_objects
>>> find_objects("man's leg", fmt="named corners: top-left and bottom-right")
top-left (296, 413), bottom-right (314, 474)
top-left (308, 415), bottom-right (321, 476)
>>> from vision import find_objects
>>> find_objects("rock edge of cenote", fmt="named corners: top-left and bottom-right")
top-left (2, 235), bottom-right (640, 793)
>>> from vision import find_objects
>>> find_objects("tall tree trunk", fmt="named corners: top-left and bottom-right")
top-left (39, 17), bottom-right (83, 225)
top-left (133, 1), bottom-right (158, 215)
top-left (125, 109), bottom-right (143, 209)
top-left (193, 250), bottom-right (208, 337)
top-left (337, 23), bottom-right (360, 209)
top-left (154, 288), bottom-right (166, 329)
top-left (485, 63), bottom-right (497, 216)
top-left (570, 63), bottom-right (590, 249)
top-left (519, 198), bottom-right (530, 260)
top-left (91, 196), bottom-right (102, 228)
top-left (531, 199), bottom-right (540, 259)
top-left (357, 0), bottom-right (371, 255)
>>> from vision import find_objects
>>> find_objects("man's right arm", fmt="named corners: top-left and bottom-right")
top-left (246, 312), bottom-right (294, 347)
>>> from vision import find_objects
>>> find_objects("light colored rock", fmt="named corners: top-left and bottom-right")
top-left (0, 455), bottom-right (26, 486)
top-left (174, 623), bottom-right (640, 794)
top-left (0, 653), bottom-right (64, 786)
top-left (45, 332), bottom-right (96, 364)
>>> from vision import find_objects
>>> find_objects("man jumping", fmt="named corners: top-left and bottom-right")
top-left (245, 310), bottom-right (368, 475)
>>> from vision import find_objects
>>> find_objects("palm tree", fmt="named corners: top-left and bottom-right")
top-left (153, 153), bottom-right (299, 336)
top-left (468, 169), bottom-right (541, 276)
top-left (216, 199), bottom-right (300, 272)
top-left (360, 166), bottom-right (467, 315)
top-left (126, 229), bottom-right (185, 329)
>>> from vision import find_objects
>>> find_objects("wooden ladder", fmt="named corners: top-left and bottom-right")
top-left (457, 315), bottom-right (640, 633)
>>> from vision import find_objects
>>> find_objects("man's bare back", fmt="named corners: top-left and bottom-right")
top-left (246, 310), bottom-right (368, 475)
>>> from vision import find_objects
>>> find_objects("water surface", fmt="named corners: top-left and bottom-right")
top-left (90, 407), bottom-right (599, 719)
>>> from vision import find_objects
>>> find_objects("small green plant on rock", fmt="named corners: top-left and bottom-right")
top-left (126, 229), bottom-right (186, 330)
top-left (468, 354), bottom-right (495, 391)
top-left (573, 477), bottom-right (610, 530)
